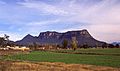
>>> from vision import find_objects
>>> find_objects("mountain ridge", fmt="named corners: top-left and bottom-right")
top-left (16, 29), bottom-right (105, 47)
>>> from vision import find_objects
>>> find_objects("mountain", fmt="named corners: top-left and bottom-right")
top-left (15, 29), bottom-right (105, 47)
top-left (112, 42), bottom-right (120, 45)
top-left (16, 34), bottom-right (38, 45)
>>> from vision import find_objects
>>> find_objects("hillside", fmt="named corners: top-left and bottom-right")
top-left (16, 29), bottom-right (105, 47)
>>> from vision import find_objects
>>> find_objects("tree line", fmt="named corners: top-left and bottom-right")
top-left (27, 37), bottom-right (120, 51)
top-left (62, 38), bottom-right (120, 50)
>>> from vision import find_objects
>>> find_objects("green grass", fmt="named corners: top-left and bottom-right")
top-left (51, 48), bottom-right (120, 55)
top-left (4, 48), bottom-right (120, 68)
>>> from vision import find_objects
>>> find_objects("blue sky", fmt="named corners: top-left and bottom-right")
top-left (0, 0), bottom-right (120, 43)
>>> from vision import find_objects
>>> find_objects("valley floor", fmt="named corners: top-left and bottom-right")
top-left (0, 48), bottom-right (120, 71)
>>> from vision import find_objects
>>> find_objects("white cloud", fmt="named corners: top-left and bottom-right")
top-left (28, 19), bottom-right (61, 26)
top-left (19, 0), bottom-right (120, 23)
top-left (17, 0), bottom-right (120, 42)
top-left (0, 0), bottom-right (120, 42)
top-left (19, 1), bottom-right (69, 16)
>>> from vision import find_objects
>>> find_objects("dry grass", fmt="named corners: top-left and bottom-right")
top-left (0, 50), bottom-right (29, 56)
top-left (0, 61), bottom-right (119, 71)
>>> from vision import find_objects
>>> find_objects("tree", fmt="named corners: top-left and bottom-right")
top-left (108, 44), bottom-right (114, 48)
top-left (71, 37), bottom-right (77, 51)
top-left (28, 43), bottom-right (34, 50)
top-left (102, 43), bottom-right (107, 48)
top-left (4, 34), bottom-right (9, 41)
top-left (33, 42), bottom-right (38, 50)
top-left (0, 37), bottom-right (5, 47)
top-left (4, 34), bottom-right (10, 47)
top-left (62, 39), bottom-right (68, 49)
top-left (115, 44), bottom-right (119, 48)
top-left (82, 44), bottom-right (88, 49)
top-left (57, 44), bottom-right (60, 48)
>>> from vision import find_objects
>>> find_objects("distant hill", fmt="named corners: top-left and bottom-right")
top-left (112, 42), bottom-right (120, 45)
top-left (15, 29), bottom-right (105, 47)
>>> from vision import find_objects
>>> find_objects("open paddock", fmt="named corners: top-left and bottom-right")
top-left (3, 48), bottom-right (120, 68)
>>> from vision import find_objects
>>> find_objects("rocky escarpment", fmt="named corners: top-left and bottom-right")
top-left (16, 29), bottom-right (105, 47)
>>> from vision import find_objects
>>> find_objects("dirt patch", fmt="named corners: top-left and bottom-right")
top-left (0, 50), bottom-right (29, 56)
top-left (0, 61), bottom-right (119, 71)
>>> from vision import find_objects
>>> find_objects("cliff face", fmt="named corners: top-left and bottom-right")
top-left (16, 29), bottom-right (105, 47)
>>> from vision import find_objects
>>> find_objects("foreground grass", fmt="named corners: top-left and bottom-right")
top-left (4, 49), bottom-right (120, 68)
top-left (0, 61), bottom-right (119, 71)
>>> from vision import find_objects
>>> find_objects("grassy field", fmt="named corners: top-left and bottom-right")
top-left (50, 48), bottom-right (120, 55)
top-left (3, 48), bottom-right (120, 68)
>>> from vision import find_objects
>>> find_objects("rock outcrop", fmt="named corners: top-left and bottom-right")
top-left (16, 29), bottom-right (105, 47)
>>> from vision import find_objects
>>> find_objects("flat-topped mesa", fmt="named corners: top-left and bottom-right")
top-left (80, 29), bottom-right (92, 37)
top-left (15, 29), bottom-right (105, 47)
top-left (39, 29), bottom-right (91, 37)
top-left (38, 31), bottom-right (62, 39)
top-left (39, 31), bottom-right (60, 36)
top-left (62, 29), bottom-right (92, 39)
top-left (80, 29), bottom-right (89, 35)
